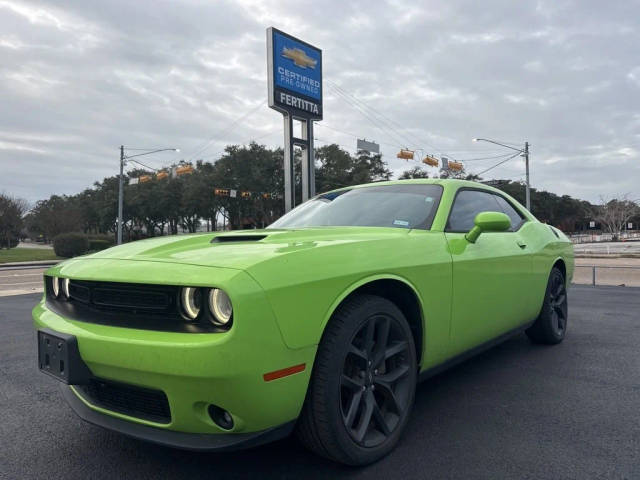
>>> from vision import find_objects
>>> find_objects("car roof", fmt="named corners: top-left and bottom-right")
top-left (324, 178), bottom-right (495, 194)
top-left (321, 178), bottom-right (536, 222)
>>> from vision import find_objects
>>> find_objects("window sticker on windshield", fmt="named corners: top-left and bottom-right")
top-left (425, 196), bottom-right (434, 202)
top-left (393, 220), bottom-right (409, 227)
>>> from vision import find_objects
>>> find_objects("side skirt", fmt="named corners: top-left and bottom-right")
top-left (418, 320), bottom-right (535, 383)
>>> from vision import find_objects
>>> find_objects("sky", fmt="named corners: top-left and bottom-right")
top-left (0, 0), bottom-right (639, 205)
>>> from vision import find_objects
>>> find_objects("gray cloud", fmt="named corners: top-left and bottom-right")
top-left (0, 0), bottom-right (638, 204)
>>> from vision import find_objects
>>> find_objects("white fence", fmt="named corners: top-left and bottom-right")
top-left (569, 231), bottom-right (640, 244)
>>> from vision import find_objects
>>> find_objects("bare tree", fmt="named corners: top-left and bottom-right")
top-left (593, 195), bottom-right (640, 238)
top-left (0, 193), bottom-right (29, 248)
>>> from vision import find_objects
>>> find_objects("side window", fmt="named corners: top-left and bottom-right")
top-left (493, 195), bottom-right (525, 231)
top-left (447, 190), bottom-right (502, 231)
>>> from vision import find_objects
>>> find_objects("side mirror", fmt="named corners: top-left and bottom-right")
top-left (465, 211), bottom-right (511, 243)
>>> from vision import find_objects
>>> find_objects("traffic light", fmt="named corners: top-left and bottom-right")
top-left (214, 188), bottom-right (230, 196)
top-left (448, 161), bottom-right (464, 172)
top-left (422, 155), bottom-right (439, 167)
top-left (397, 149), bottom-right (414, 160)
top-left (262, 193), bottom-right (272, 199)
top-left (175, 165), bottom-right (194, 176)
top-left (241, 191), bottom-right (252, 199)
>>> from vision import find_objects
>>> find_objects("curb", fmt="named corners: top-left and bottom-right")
top-left (0, 260), bottom-right (60, 269)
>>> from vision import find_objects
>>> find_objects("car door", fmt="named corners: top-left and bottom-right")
top-left (444, 188), bottom-right (534, 356)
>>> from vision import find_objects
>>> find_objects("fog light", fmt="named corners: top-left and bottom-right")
top-left (208, 404), bottom-right (234, 430)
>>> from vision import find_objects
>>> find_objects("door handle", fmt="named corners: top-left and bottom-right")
top-left (517, 240), bottom-right (527, 249)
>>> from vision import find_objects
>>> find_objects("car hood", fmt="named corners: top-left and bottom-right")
top-left (80, 227), bottom-right (411, 271)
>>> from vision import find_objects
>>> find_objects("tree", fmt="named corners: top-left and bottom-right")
top-left (398, 167), bottom-right (429, 179)
top-left (315, 145), bottom-right (392, 193)
top-left (593, 196), bottom-right (640, 238)
top-left (0, 193), bottom-right (29, 248)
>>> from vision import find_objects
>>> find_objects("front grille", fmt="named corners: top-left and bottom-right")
top-left (44, 278), bottom-right (223, 333)
top-left (65, 280), bottom-right (177, 314)
top-left (92, 287), bottom-right (171, 310)
top-left (77, 378), bottom-right (171, 424)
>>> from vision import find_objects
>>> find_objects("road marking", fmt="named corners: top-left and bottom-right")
top-left (0, 272), bottom-right (43, 278)
top-left (1, 281), bottom-right (43, 286)
top-left (0, 288), bottom-right (43, 297)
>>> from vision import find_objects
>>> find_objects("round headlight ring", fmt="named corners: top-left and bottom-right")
top-left (51, 277), bottom-right (60, 297)
top-left (62, 278), bottom-right (70, 298)
top-left (209, 288), bottom-right (232, 326)
top-left (181, 287), bottom-right (202, 320)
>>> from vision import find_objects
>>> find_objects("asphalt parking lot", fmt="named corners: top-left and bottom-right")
top-left (1, 286), bottom-right (638, 479)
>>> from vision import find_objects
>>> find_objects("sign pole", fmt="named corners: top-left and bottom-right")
top-left (301, 119), bottom-right (315, 199)
top-left (267, 27), bottom-right (322, 213)
top-left (283, 113), bottom-right (295, 212)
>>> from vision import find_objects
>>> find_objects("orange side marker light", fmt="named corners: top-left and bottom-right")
top-left (263, 363), bottom-right (306, 382)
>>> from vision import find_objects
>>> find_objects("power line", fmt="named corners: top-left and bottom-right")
top-left (327, 80), bottom-right (460, 160)
top-left (457, 152), bottom-right (517, 162)
top-left (328, 83), bottom-right (425, 151)
top-left (126, 158), bottom-right (159, 172)
top-left (328, 86), bottom-right (411, 149)
top-left (474, 152), bottom-right (521, 176)
top-left (200, 129), bottom-right (280, 161)
top-left (184, 100), bottom-right (267, 161)
top-left (317, 123), bottom-right (404, 149)
top-left (327, 82), bottom-right (419, 146)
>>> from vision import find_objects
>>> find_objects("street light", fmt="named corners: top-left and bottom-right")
top-left (472, 138), bottom-right (530, 211)
top-left (117, 146), bottom-right (179, 245)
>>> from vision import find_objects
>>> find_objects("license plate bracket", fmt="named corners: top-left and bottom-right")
top-left (37, 328), bottom-right (92, 385)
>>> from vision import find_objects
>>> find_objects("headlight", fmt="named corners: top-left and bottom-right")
top-left (180, 287), bottom-right (201, 320)
top-left (51, 277), bottom-right (60, 297)
top-left (62, 278), bottom-right (70, 298)
top-left (208, 288), bottom-right (232, 326)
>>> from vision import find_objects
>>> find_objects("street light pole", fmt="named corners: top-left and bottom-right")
top-left (117, 145), bottom-right (124, 245)
top-left (472, 138), bottom-right (531, 211)
top-left (116, 146), bottom-right (179, 245)
top-left (524, 141), bottom-right (530, 211)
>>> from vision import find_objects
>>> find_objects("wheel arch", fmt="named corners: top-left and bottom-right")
top-left (552, 257), bottom-right (567, 283)
top-left (321, 275), bottom-right (426, 366)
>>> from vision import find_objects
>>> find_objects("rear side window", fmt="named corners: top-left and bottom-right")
top-left (446, 190), bottom-right (502, 231)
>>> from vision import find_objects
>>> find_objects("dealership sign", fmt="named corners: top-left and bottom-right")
top-left (268, 27), bottom-right (323, 119)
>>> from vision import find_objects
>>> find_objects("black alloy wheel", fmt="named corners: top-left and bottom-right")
top-left (296, 294), bottom-right (417, 465)
top-left (526, 266), bottom-right (569, 344)
top-left (340, 313), bottom-right (412, 447)
top-left (548, 272), bottom-right (568, 336)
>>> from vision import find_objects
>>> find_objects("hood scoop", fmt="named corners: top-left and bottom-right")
top-left (211, 235), bottom-right (268, 243)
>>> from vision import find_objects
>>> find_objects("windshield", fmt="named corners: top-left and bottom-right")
top-left (268, 184), bottom-right (443, 230)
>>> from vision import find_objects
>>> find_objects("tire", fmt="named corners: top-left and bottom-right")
top-left (526, 267), bottom-right (568, 344)
top-left (296, 294), bottom-right (417, 465)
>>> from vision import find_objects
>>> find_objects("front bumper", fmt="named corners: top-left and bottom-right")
top-left (33, 262), bottom-right (316, 439)
top-left (61, 384), bottom-right (295, 451)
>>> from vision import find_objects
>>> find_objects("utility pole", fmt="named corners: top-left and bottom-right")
top-left (117, 145), bottom-right (124, 245)
top-left (116, 146), bottom-right (179, 245)
top-left (472, 137), bottom-right (532, 211)
top-left (524, 141), bottom-right (530, 211)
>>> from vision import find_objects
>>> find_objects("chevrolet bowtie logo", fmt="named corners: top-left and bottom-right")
top-left (282, 47), bottom-right (317, 69)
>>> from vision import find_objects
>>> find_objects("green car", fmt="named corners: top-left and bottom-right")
top-left (33, 179), bottom-right (573, 465)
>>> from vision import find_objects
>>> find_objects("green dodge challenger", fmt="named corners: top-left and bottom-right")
top-left (33, 179), bottom-right (573, 465)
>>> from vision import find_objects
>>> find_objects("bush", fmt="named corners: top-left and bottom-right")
top-left (53, 233), bottom-right (89, 258)
top-left (88, 239), bottom-right (112, 251)
top-left (0, 236), bottom-right (19, 249)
